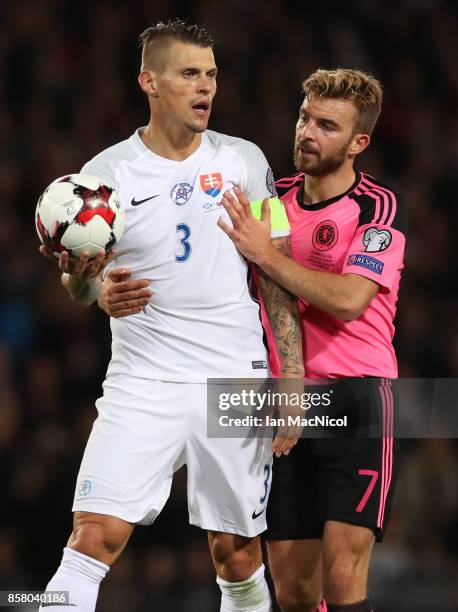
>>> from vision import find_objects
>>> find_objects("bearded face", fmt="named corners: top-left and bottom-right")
top-left (294, 96), bottom-right (360, 177)
top-left (294, 138), bottom-right (353, 176)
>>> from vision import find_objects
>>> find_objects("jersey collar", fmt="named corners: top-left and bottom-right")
top-left (296, 171), bottom-right (362, 210)
top-left (131, 128), bottom-right (208, 164)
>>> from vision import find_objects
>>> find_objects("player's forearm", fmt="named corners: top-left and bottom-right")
top-left (259, 275), bottom-right (304, 376)
top-left (259, 248), bottom-right (365, 322)
top-left (258, 237), bottom-right (304, 376)
top-left (61, 273), bottom-right (102, 306)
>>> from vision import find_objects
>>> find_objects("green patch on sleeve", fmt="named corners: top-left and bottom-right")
top-left (249, 197), bottom-right (290, 231)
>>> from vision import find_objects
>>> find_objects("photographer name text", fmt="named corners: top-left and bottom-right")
top-left (218, 415), bottom-right (348, 428)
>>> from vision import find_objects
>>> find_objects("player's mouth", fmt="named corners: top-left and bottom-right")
top-left (297, 145), bottom-right (319, 156)
top-left (192, 99), bottom-right (211, 117)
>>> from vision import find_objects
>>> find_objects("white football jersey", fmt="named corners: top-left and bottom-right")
top-left (82, 128), bottom-right (289, 382)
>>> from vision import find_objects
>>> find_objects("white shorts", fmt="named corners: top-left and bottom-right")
top-left (72, 375), bottom-right (272, 537)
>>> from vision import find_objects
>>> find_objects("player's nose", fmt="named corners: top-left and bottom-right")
top-left (297, 122), bottom-right (315, 139)
top-left (197, 76), bottom-right (213, 95)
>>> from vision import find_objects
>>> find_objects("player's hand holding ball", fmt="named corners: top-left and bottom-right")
top-left (39, 244), bottom-right (115, 280)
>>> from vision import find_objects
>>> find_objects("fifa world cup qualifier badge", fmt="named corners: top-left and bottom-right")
top-left (363, 227), bottom-right (392, 252)
top-left (266, 168), bottom-right (277, 196)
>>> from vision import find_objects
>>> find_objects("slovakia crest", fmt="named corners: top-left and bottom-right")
top-left (200, 172), bottom-right (223, 197)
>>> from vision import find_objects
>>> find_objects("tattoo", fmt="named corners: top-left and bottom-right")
top-left (68, 277), bottom-right (91, 300)
top-left (62, 273), bottom-right (102, 305)
top-left (258, 236), bottom-right (304, 376)
top-left (272, 236), bottom-right (291, 258)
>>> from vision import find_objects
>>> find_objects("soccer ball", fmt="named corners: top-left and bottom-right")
top-left (35, 173), bottom-right (125, 258)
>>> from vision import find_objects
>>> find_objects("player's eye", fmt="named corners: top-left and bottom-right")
top-left (320, 122), bottom-right (336, 131)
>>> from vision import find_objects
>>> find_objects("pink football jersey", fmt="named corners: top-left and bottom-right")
top-left (262, 171), bottom-right (407, 378)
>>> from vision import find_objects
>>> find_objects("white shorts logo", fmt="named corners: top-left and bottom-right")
top-left (363, 227), bottom-right (392, 252)
top-left (79, 480), bottom-right (92, 496)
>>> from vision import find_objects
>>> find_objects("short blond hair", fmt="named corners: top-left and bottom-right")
top-left (302, 69), bottom-right (383, 135)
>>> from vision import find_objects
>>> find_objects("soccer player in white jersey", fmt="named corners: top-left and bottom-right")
top-left (38, 19), bottom-right (303, 612)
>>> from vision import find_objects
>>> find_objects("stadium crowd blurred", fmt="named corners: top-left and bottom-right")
top-left (0, 0), bottom-right (457, 610)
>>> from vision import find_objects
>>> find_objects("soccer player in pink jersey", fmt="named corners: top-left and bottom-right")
top-left (218, 69), bottom-right (407, 612)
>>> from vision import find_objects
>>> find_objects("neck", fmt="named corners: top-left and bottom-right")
top-left (141, 119), bottom-right (203, 161)
top-left (302, 163), bottom-right (356, 205)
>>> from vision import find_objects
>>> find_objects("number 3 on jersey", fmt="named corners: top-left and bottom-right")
top-left (176, 223), bottom-right (192, 262)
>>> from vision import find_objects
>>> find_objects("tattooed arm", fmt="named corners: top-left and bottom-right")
top-left (216, 189), bottom-right (304, 455)
top-left (257, 235), bottom-right (304, 456)
top-left (257, 236), bottom-right (304, 378)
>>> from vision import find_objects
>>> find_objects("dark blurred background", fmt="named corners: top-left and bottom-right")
top-left (1, 0), bottom-right (457, 610)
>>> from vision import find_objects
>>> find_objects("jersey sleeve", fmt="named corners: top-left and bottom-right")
top-left (232, 139), bottom-right (289, 238)
top-left (342, 193), bottom-right (407, 293)
top-left (232, 139), bottom-right (278, 199)
top-left (81, 155), bottom-right (117, 189)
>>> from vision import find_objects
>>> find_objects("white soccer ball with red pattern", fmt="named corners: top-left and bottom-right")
top-left (35, 173), bottom-right (125, 258)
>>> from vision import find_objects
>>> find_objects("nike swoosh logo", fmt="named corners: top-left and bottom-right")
top-left (131, 195), bottom-right (160, 206)
top-left (252, 507), bottom-right (267, 520)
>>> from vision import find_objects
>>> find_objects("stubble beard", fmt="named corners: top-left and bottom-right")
top-left (294, 141), bottom-right (351, 177)
top-left (186, 122), bottom-right (207, 134)
top-left (185, 113), bottom-right (210, 134)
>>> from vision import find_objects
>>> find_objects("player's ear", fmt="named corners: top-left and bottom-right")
top-left (138, 70), bottom-right (159, 97)
top-left (349, 133), bottom-right (370, 157)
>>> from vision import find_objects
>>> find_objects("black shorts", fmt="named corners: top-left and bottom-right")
top-left (266, 378), bottom-right (400, 543)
